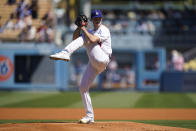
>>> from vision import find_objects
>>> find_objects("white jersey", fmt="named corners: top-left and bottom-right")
top-left (88, 25), bottom-right (112, 56)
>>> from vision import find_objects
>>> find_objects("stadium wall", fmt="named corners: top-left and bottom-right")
top-left (0, 43), bottom-right (68, 91)
top-left (0, 43), bottom-right (172, 91)
top-left (161, 71), bottom-right (196, 92)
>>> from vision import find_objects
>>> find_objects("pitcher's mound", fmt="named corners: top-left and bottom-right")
top-left (0, 122), bottom-right (194, 131)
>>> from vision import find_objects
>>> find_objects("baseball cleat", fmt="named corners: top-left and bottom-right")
top-left (79, 116), bottom-right (94, 124)
top-left (49, 51), bottom-right (70, 61)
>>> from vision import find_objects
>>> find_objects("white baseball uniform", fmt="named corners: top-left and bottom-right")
top-left (63, 24), bottom-right (112, 119)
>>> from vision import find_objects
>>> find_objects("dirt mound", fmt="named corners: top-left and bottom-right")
top-left (0, 122), bottom-right (194, 131)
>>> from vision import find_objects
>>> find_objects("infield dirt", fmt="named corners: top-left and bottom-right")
top-left (0, 122), bottom-right (195, 131)
top-left (0, 108), bottom-right (196, 131)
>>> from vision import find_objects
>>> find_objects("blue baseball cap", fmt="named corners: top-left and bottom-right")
top-left (91, 9), bottom-right (102, 19)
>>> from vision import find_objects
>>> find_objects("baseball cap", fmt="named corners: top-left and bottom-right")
top-left (91, 9), bottom-right (102, 19)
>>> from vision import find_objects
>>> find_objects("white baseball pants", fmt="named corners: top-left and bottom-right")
top-left (64, 36), bottom-right (109, 119)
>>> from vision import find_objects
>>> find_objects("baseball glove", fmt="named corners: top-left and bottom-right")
top-left (75, 14), bottom-right (88, 27)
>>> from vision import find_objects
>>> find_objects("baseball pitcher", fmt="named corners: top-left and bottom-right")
top-left (50, 9), bottom-right (112, 124)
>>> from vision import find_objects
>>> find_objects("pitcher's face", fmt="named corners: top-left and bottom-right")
top-left (92, 17), bottom-right (102, 28)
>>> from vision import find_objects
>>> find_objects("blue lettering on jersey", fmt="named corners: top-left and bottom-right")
top-left (98, 29), bottom-right (102, 35)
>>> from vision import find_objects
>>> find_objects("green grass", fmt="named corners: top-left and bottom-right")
top-left (131, 120), bottom-right (196, 129)
top-left (134, 93), bottom-right (196, 108)
top-left (71, 92), bottom-right (144, 108)
top-left (0, 91), bottom-right (196, 108)
top-left (0, 91), bottom-right (196, 129)
top-left (0, 91), bottom-right (60, 107)
top-left (1, 92), bottom-right (82, 108)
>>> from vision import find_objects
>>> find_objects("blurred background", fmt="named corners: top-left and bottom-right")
top-left (0, 0), bottom-right (196, 92)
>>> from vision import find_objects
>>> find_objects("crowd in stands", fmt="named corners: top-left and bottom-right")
top-left (167, 49), bottom-right (196, 72)
top-left (101, 9), bottom-right (160, 35)
top-left (1, 0), bottom-right (54, 43)
top-left (103, 56), bottom-right (135, 88)
top-left (72, 8), bottom-right (194, 36)
top-left (35, 10), bottom-right (54, 43)
top-left (55, 7), bottom-right (193, 38)
top-left (1, 1), bottom-right (196, 46)
top-left (167, 50), bottom-right (184, 71)
top-left (184, 58), bottom-right (196, 72)
top-left (69, 57), bottom-right (136, 89)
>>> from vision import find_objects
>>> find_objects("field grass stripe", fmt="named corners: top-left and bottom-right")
top-left (69, 92), bottom-right (144, 108)
top-left (0, 91), bottom-right (59, 107)
top-left (134, 93), bottom-right (196, 108)
top-left (186, 93), bottom-right (196, 104)
top-left (1, 92), bottom-right (82, 108)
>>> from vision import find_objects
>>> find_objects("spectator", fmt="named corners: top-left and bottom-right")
top-left (29, 0), bottom-right (38, 19)
top-left (33, 10), bottom-right (55, 43)
top-left (74, 60), bottom-right (85, 87)
top-left (36, 23), bottom-right (47, 42)
top-left (136, 21), bottom-right (148, 34)
top-left (5, 13), bottom-right (15, 30)
top-left (36, 24), bottom-right (54, 43)
top-left (128, 11), bottom-right (136, 20)
top-left (32, 9), bottom-right (54, 43)
top-left (46, 25), bottom-right (54, 43)
top-left (56, 8), bottom-right (65, 25)
top-left (106, 56), bottom-right (119, 88)
top-left (42, 10), bottom-right (54, 28)
top-left (105, 11), bottom-right (115, 20)
top-left (14, 18), bottom-right (26, 30)
top-left (157, 10), bottom-right (165, 20)
top-left (19, 25), bottom-right (29, 41)
top-left (171, 50), bottom-right (184, 71)
top-left (20, 25), bottom-right (36, 41)
top-left (19, 5), bottom-right (31, 19)
top-left (124, 65), bottom-right (135, 87)
top-left (175, 53), bottom-right (184, 71)
top-left (28, 25), bottom-right (36, 40)
top-left (113, 23), bottom-right (122, 34)
top-left (23, 11), bottom-right (32, 27)
top-left (15, 0), bottom-right (28, 19)
top-left (148, 10), bottom-right (160, 20)
top-left (146, 21), bottom-right (156, 35)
